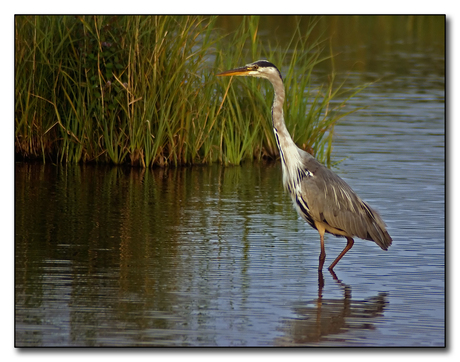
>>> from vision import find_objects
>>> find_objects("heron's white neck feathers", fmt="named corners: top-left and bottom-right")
top-left (268, 73), bottom-right (305, 193)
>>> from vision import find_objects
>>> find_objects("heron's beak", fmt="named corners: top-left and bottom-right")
top-left (217, 66), bottom-right (251, 77)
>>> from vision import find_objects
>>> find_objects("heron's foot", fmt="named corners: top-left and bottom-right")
top-left (328, 268), bottom-right (339, 281)
top-left (318, 252), bottom-right (326, 271)
top-left (318, 270), bottom-right (325, 289)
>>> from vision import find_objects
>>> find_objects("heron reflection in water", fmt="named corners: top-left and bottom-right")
top-left (276, 272), bottom-right (389, 345)
top-left (217, 60), bottom-right (392, 271)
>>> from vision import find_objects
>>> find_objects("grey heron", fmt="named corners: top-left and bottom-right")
top-left (217, 60), bottom-right (392, 271)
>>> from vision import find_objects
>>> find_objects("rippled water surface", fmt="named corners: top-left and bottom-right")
top-left (15, 17), bottom-right (444, 347)
top-left (15, 120), bottom-right (445, 347)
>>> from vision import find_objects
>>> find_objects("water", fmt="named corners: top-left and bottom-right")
top-left (15, 17), bottom-right (444, 347)
top-left (14, 127), bottom-right (445, 347)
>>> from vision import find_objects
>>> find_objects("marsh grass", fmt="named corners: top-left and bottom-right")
top-left (15, 15), bottom-right (365, 167)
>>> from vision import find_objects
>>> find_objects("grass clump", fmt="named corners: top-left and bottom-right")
top-left (15, 15), bottom-right (363, 167)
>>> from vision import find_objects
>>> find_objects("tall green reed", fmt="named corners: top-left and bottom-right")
top-left (15, 15), bottom-right (364, 168)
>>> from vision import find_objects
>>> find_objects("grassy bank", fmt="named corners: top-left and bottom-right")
top-left (15, 15), bottom-right (361, 167)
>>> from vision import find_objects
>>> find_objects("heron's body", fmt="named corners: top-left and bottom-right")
top-left (217, 60), bottom-right (392, 271)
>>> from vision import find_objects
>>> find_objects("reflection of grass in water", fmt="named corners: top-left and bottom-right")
top-left (15, 15), bottom-right (366, 167)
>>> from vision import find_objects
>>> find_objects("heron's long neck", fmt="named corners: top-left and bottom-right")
top-left (269, 74), bottom-right (304, 193)
top-left (270, 75), bottom-right (297, 164)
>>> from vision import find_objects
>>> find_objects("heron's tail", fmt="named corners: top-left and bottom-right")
top-left (372, 228), bottom-right (393, 250)
top-left (361, 202), bottom-right (392, 250)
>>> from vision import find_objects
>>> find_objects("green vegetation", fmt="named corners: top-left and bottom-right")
top-left (15, 15), bottom-right (362, 167)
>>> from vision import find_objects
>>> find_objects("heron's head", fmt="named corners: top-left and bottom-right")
top-left (217, 60), bottom-right (282, 81)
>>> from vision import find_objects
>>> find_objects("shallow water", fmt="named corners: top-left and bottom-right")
top-left (15, 116), bottom-right (445, 347)
top-left (15, 17), bottom-right (444, 347)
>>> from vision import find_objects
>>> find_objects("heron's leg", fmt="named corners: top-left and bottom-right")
top-left (328, 237), bottom-right (354, 270)
top-left (318, 232), bottom-right (326, 271)
top-left (328, 268), bottom-right (339, 281)
top-left (318, 270), bottom-right (324, 290)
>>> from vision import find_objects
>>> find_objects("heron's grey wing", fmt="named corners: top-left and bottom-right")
top-left (299, 153), bottom-right (392, 250)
